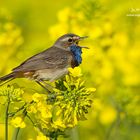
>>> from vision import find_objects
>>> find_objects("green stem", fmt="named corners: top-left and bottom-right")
top-left (12, 128), bottom-right (20, 140)
top-left (12, 109), bottom-right (27, 140)
top-left (5, 96), bottom-right (10, 140)
top-left (105, 112), bottom-right (120, 140)
top-left (71, 126), bottom-right (79, 140)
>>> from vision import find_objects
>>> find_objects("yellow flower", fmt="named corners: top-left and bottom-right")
top-left (99, 106), bottom-right (117, 125)
top-left (53, 118), bottom-right (66, 129)
top-left (11, 117), bottom-right (26, 128)
top-left (100, 37), bottom-right (112, 47)
top-left (27, 105), bottom-right (37, 113)
top-left (73, 110), bottom-right (78, 126)
top-left (32, 93), bottom-right (45, 102)
top-left (100, 59), bottom-right (113, 79)
top-left (113, 32), bottom-right (128, 47)
top-left (103, 21), bottom-right (113, 35)
top-left (40, 105), bottom-right (52, 119)
top-left (87, 88), bottom-right (96, 92)
top-left (89, 26), bottom-right (103, 39)
top-left (68, 67), bottom-right (82, 77)
top-left (37, 133), bottom-right (50, 140)
top-left (57, 7), bottom-right (71, 22)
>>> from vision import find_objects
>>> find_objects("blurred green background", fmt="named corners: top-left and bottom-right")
top-left (0, 0), bottom-right (140, 140)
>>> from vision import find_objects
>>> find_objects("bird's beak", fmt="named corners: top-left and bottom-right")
top-left (73, 36), bottom-right (88, 42)
top-left (78, 36), bottom-right (89, 49)
top-left (79, 36), bottom-right (89, 40)
top-left (79, 46), bottom-right (89, 49)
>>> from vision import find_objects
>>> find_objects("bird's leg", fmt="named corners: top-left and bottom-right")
top-left (35, 81), bottom-right (51, 93)
top-left (39, 80), bottom-right (54, 92)
top-left (40, 80), bottom-right (59, 100)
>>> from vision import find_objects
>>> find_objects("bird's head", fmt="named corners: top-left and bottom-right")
top-left (53, 33), bottom-right (89, 50)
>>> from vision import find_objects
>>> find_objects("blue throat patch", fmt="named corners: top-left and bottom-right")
top-left (70, 45), bottom-right (82, 66)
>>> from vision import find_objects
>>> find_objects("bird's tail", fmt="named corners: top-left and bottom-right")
top-left (0, 73), bottom-right (15, 86)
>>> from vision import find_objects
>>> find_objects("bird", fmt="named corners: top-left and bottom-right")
top-left (0, 33), bottom-right (88, 90)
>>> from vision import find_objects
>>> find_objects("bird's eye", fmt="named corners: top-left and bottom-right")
top-left (68, 38), bottom-right (73, 42)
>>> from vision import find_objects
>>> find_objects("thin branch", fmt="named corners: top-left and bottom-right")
top-left (9, 101), bottom-right (34, 118)
top-left (26, 114), bottom-right (36, 127)
top-left (9, 103), bottom-right (27, 117)
top-left (5, 94), bottom-right (10, 140)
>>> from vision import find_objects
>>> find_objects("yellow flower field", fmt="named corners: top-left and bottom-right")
top-left (0, 0), bottom-right (140, 140)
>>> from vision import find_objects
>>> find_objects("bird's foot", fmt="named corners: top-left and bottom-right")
top-left (35, 80), bottom-right (51, 93)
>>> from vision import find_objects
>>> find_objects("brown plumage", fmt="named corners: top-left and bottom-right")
top-left (13, 47), bottom-right (73, 72)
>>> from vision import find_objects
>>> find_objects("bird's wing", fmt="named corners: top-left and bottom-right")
top-left (13, 47), bottom-right (72, 72)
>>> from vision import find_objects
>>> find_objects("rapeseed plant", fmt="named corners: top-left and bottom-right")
top-left (0, 68), bottom-right (95, 140)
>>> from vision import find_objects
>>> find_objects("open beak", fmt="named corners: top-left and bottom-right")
top-left (79, 36), bottom-right (89, 40)
top-left (79, 45), bottom-right (89, 49)
top-left (77, 36), bottom-right (89, 49)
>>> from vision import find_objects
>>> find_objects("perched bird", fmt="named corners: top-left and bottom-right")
top-left (0, 33), bottom-right (88, 90)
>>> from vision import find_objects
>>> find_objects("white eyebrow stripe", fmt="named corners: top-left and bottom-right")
top-left (61, 37), bottom-right (71, 42)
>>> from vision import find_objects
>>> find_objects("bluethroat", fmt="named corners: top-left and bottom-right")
top-left (0, 33), bottom-right (88, 90)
